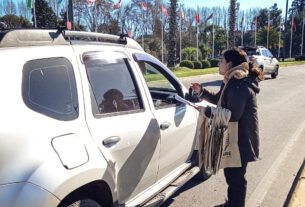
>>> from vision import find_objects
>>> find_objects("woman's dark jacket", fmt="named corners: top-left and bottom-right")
top-left (200, 76), bottom-right (260, 163)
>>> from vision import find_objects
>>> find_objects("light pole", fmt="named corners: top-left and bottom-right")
top-left (283, 0), bottom-right (289, 59)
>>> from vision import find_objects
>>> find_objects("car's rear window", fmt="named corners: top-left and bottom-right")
top-left (22, 57), bottom-right (79, 121)
top-left (243, 49), bottom-right (258, 56)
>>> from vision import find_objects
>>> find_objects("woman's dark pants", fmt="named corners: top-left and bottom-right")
top-left (224, 163), bottom-right (248, 207)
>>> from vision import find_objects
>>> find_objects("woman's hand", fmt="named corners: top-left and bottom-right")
top-left (190, 83), bottom-right (202, 95)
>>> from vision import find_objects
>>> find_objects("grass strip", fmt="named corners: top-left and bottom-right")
top-left (145, 62), bottom-right (305, 82)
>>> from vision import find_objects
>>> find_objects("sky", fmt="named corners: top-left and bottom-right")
top-left (180, 0), bottom-right (289, 13)
top-left (8, 0), bottom-right (291, 14)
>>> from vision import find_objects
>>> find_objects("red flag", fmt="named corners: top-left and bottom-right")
top-left (180, 8), bottom-right (184, 21)
top-left (67, 21), bottom-right (71, 30)
top-left (128, 30), bottom-right (131, 37)
top-left (86, 0), bottom-right (95, 7)
top-left (113, 0), bottom-right (121, 10)
top-left (293, 20), bottom-right (296, 32)
top-left (195, 13), bottom-right (200, 23)
top-left (162, 5), bottom-right (168, 18)
top-left (141, 3), bottom-right (147, 11)
top-left (205, 13), bottom-right (213, 22)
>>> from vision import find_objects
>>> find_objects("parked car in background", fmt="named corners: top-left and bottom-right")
top-left (239, 46), bottom-right (279, 79)
top-left (0, 29), bottom-right (211, 207)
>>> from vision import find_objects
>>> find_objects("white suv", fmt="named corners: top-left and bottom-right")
top-left (240, 46), bottom-right (279, 79)
top-left (0, 29), bottom-right (210, 207)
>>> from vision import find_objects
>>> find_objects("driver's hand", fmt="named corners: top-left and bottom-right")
top-left (190, 83), bottom-right (202, 95)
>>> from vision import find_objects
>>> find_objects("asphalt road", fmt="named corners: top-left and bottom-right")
top-left (160, 65), bottom-right (305, 207)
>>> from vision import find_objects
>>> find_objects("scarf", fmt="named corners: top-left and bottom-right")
top-left (217, 62), bottom-right (249, 106)
top-left (223, 62), bottom-right (249, 84)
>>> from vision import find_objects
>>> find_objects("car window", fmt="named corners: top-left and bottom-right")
top-left (243, 49), bottom-right (257, 56)
top-left (83, 53), bottom-right (143, 116)
top-left (262, 50), bottom-right (270, 57)
top-left (22, 57), bottom-right (79, 121)
top-left (136, 60), bottom-right (181, 109)
top-left (266, 50), bottom-right (273, 58)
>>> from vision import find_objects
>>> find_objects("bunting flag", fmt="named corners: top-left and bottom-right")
top-left (180, 8), bottom-right (184, 21)
top-left (113, 0), bottom-right (121, 10)
top-left (128, 30), bottom-right (131, 37)
top-left (293, 19), bottom-right (297, 32)
top-left (141, 3), bottom-right (147, 11)
top-left (26, 0), bottom-right (32, 10)
top-left (87, 0), bottom-right (95, 7)
top-left (195, 13), bottom-right (200, 23)
top-left (162, 5), bottom-right (168, 18)
top-left (205, 13), bottom-right (214, 22)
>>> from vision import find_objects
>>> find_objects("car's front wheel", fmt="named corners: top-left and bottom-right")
top-left (271, 66), bottom-right (279, 79)
top-left (67, 199), bottom-right (101, 207)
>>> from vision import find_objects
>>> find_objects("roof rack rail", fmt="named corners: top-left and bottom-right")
top-left (0, 29), bottom-right (143, 51)
top-left (0, 29), bottom-right (69, 47)
top-left (63, 30), bottom-right (143, 51)
top-left (64, 30), bottom-right (126, 44)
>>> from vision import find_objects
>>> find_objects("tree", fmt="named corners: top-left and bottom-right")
top-left (167, 0), bottom-right (178, 67)
top-left (0, 14), bottom-right (32, 28)
top-left (228, 0), bottom-right (236, 48)
top-left (182, 47), bottom-right (200, 60)
top-left (34, 0), bottom-right (58, 28)
top-left (18, 1), bottom-right (31, 20)
top-left (199, 43), bottom-right (211, 59)
top-left (4, 0), bottom-right (16, 15)
top-left (257, 26), bottom-right (279, 52)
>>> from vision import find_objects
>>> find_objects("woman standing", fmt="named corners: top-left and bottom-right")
top-left (191, 48), bottom-right (264, 207)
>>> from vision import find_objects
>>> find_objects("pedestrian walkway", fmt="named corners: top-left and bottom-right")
top-left (288, 159), bottom-right (305, 207)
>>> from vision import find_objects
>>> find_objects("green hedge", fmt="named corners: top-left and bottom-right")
top-left (295, 56), bottom-right (305, 61)
top-left (180, 60), bottom-right (194, 69)
top-left (201, 60), bottom-right (211, 69)
top-left (209, 58), bottom-right (220, 67)
top-left (192, 61), bottom-right (202, 69)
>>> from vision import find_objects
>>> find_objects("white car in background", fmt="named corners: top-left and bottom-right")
top-left (240, 46), bottom-right (279, 79)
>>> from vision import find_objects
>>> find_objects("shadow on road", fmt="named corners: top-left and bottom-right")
top-left (160, 177), bottom-right (207, 207)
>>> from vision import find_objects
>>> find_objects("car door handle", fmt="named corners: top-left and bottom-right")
top-left (160, 122), bottom-right (171, 130)
top-left (103, 136), bottom-right (120, 147)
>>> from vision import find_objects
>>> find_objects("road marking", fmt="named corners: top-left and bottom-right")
top-left (246, 119), bottom-right (305, 207)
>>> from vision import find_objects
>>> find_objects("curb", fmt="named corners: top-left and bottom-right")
top-left (286, 159), bottom-right (305, 207)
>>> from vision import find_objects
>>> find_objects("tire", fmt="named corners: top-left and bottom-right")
top-left (67, 199), bottom-right (101, 207)
top-left (271, 66), bottom-right (279, 79)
